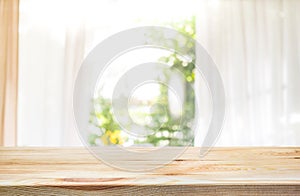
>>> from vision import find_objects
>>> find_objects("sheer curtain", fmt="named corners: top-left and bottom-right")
top-left (197, 0), bottom-right (300, 146)
top-left (18, 0), bottom-right (88, 146)
top-left (18, 0), bottom-right (300, 146)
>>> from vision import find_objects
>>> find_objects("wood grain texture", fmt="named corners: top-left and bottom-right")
top-left (0, 147), bottom-right (300, 195)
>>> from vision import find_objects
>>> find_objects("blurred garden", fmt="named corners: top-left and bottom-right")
top-left (89, 17), bottom-right (196, 147)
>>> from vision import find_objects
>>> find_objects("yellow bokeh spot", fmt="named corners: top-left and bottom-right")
top-left (187, 76), bottom-right (193, 82)
top-left (101, 130), bottom-right (124, 145)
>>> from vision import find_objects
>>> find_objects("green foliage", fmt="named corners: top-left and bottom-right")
top-left (143, 17), bottom-right (196, 146)
top-left (89, 17), bottom-right (196, 146)
top-left (89, 98), bottom-right (125, 145)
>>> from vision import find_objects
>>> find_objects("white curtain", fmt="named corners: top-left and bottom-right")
top-left (197, 0), bottom-right (300, 146)
top-left (18, 0), bottom-right (300, 146)
top-left (18, 0), bottom-right (88, 146)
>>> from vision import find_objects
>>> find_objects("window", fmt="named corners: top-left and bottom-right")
top-left (18, 0), bottom-right (300, 147)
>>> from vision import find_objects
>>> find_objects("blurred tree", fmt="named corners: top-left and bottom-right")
top-left (144, 17), bottom-right (196, 146)
top-left (89, 17), bottom-right (196, 146)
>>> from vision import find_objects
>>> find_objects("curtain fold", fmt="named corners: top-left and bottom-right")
top-left (0, 0), bottom-right (19, 146)
top-left (61, 25), bottom-right (86, 146)
top-left (196, 0), bottom-right (300, 146)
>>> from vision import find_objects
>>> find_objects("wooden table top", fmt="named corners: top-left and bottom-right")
top-left (0, 147), bottom-right (300, 195)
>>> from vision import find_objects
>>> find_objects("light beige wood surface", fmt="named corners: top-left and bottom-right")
top-left (0, 147), bottom-right (300, 195)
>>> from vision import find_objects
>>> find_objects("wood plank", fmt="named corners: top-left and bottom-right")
top-left (0, 147), bottom-right (300, 195)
